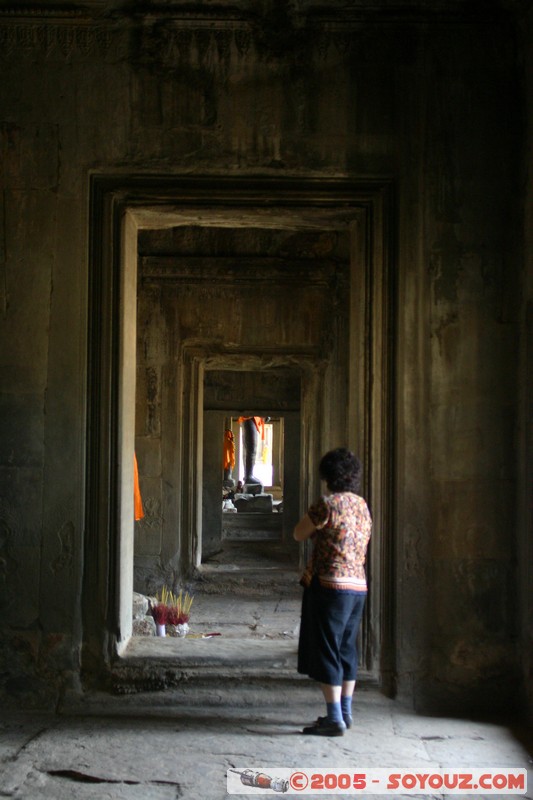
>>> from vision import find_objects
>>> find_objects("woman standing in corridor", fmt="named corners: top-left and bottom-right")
top-left (294, 447), bottom-right (372, 737)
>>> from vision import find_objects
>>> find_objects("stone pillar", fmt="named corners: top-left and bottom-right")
top-left (202, 411), bottom-right (225, 559)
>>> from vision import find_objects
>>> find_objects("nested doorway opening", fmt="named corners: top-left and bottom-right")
top-left (220, 415), bottom-right (287, 546)
top-left (201, 368), bottom-right (302, 574)
top-left (84, 175), bottom-right (394, 690)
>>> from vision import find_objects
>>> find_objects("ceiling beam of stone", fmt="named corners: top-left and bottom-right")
top-left (139, 255), bottom-right (346, 286)
top-left (0, 1), bottom-right (527, 22)
top-left (131, 207), bottom-right (357, 231)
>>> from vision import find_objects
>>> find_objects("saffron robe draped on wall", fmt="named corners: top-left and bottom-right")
top-left (134, 453), bottom-right (144, 521)
top-left (223, 429), bottom-right (236, 470)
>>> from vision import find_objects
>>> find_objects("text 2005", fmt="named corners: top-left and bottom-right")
top-left (310, 774), bottom-right (367, 790)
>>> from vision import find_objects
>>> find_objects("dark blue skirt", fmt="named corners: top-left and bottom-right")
top-left (297, 577), bottom-right (367, 685)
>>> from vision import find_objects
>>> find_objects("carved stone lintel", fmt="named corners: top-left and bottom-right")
top-left (140, 255), bottom-right (346, 289)
top-left (0, 14), bottom-right (429, 66)
top-left (0, 14), bottom-right (375, 66)
top-left (0, 21), bottom-right (121, 60)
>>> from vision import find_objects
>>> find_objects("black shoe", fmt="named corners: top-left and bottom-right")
top-left (316, 714), bottom-right (352, 730)
top-left (303, 717), bottom-right (345, 737)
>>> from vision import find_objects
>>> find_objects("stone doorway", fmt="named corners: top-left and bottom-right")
top-left (201, 371), bottom-right (302, 574)
top-left (84, 175), bottom-right (394, 689)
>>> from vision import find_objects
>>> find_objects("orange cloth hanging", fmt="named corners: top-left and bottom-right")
top-left (223, 429), bottom-right (236, 470)
top-left (133, 452), bottom-right (144, 521)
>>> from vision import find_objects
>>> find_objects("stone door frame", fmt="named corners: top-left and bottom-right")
top-left (193, 352), bottom-right (312, 565)
top-left (84, 174), bottom-right (395, 690)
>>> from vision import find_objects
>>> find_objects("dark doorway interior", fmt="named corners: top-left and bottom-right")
top-left (202, 370), bottom-right (301, 573)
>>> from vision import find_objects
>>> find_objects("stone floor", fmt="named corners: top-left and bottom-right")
top-left (200, 538), bottom-right (300, 575)
top-left (113, 539), bottom-right (307, 691)
top-left (1, 541), bottom-right (532, 799)
top-left (1, 686), bottom-right (532, 800)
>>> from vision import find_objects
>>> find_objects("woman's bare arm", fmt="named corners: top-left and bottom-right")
top-left (293, 514), bottom-right (317, 542)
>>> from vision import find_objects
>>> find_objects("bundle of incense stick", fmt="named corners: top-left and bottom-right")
top-left (157, 587), bottom-right (194, 623)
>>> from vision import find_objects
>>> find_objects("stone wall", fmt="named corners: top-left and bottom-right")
top-left (417, 21), bottom-right (523, 708)
top-left (0, 1), bottom-right (528, 710)
top-left (518, 4), bottom-right (533, 723)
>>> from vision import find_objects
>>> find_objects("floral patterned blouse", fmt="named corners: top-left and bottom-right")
top-left (300, 492), bottom-right (372, 592)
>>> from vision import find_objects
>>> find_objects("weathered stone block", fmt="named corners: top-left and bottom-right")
top-left (132, 616), bottom-right (156, 637)
top-left (0, 395), bottom-right (44, 468)
top-left (244, 483), bottom-right (263, 495)
top-left (134, 476), bottom-right (162, 556)
top-left (234, 494), bottom-right (273, 513)
top-left (134, 437), bottom-right (161, 478)
top-left (132, 592), bottom-right (149, 619)
top-left (135, 366), bottom-right (161, 437)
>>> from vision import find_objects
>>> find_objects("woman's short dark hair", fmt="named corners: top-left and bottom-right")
top-left (319, 447), bottom-right (362, 493)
